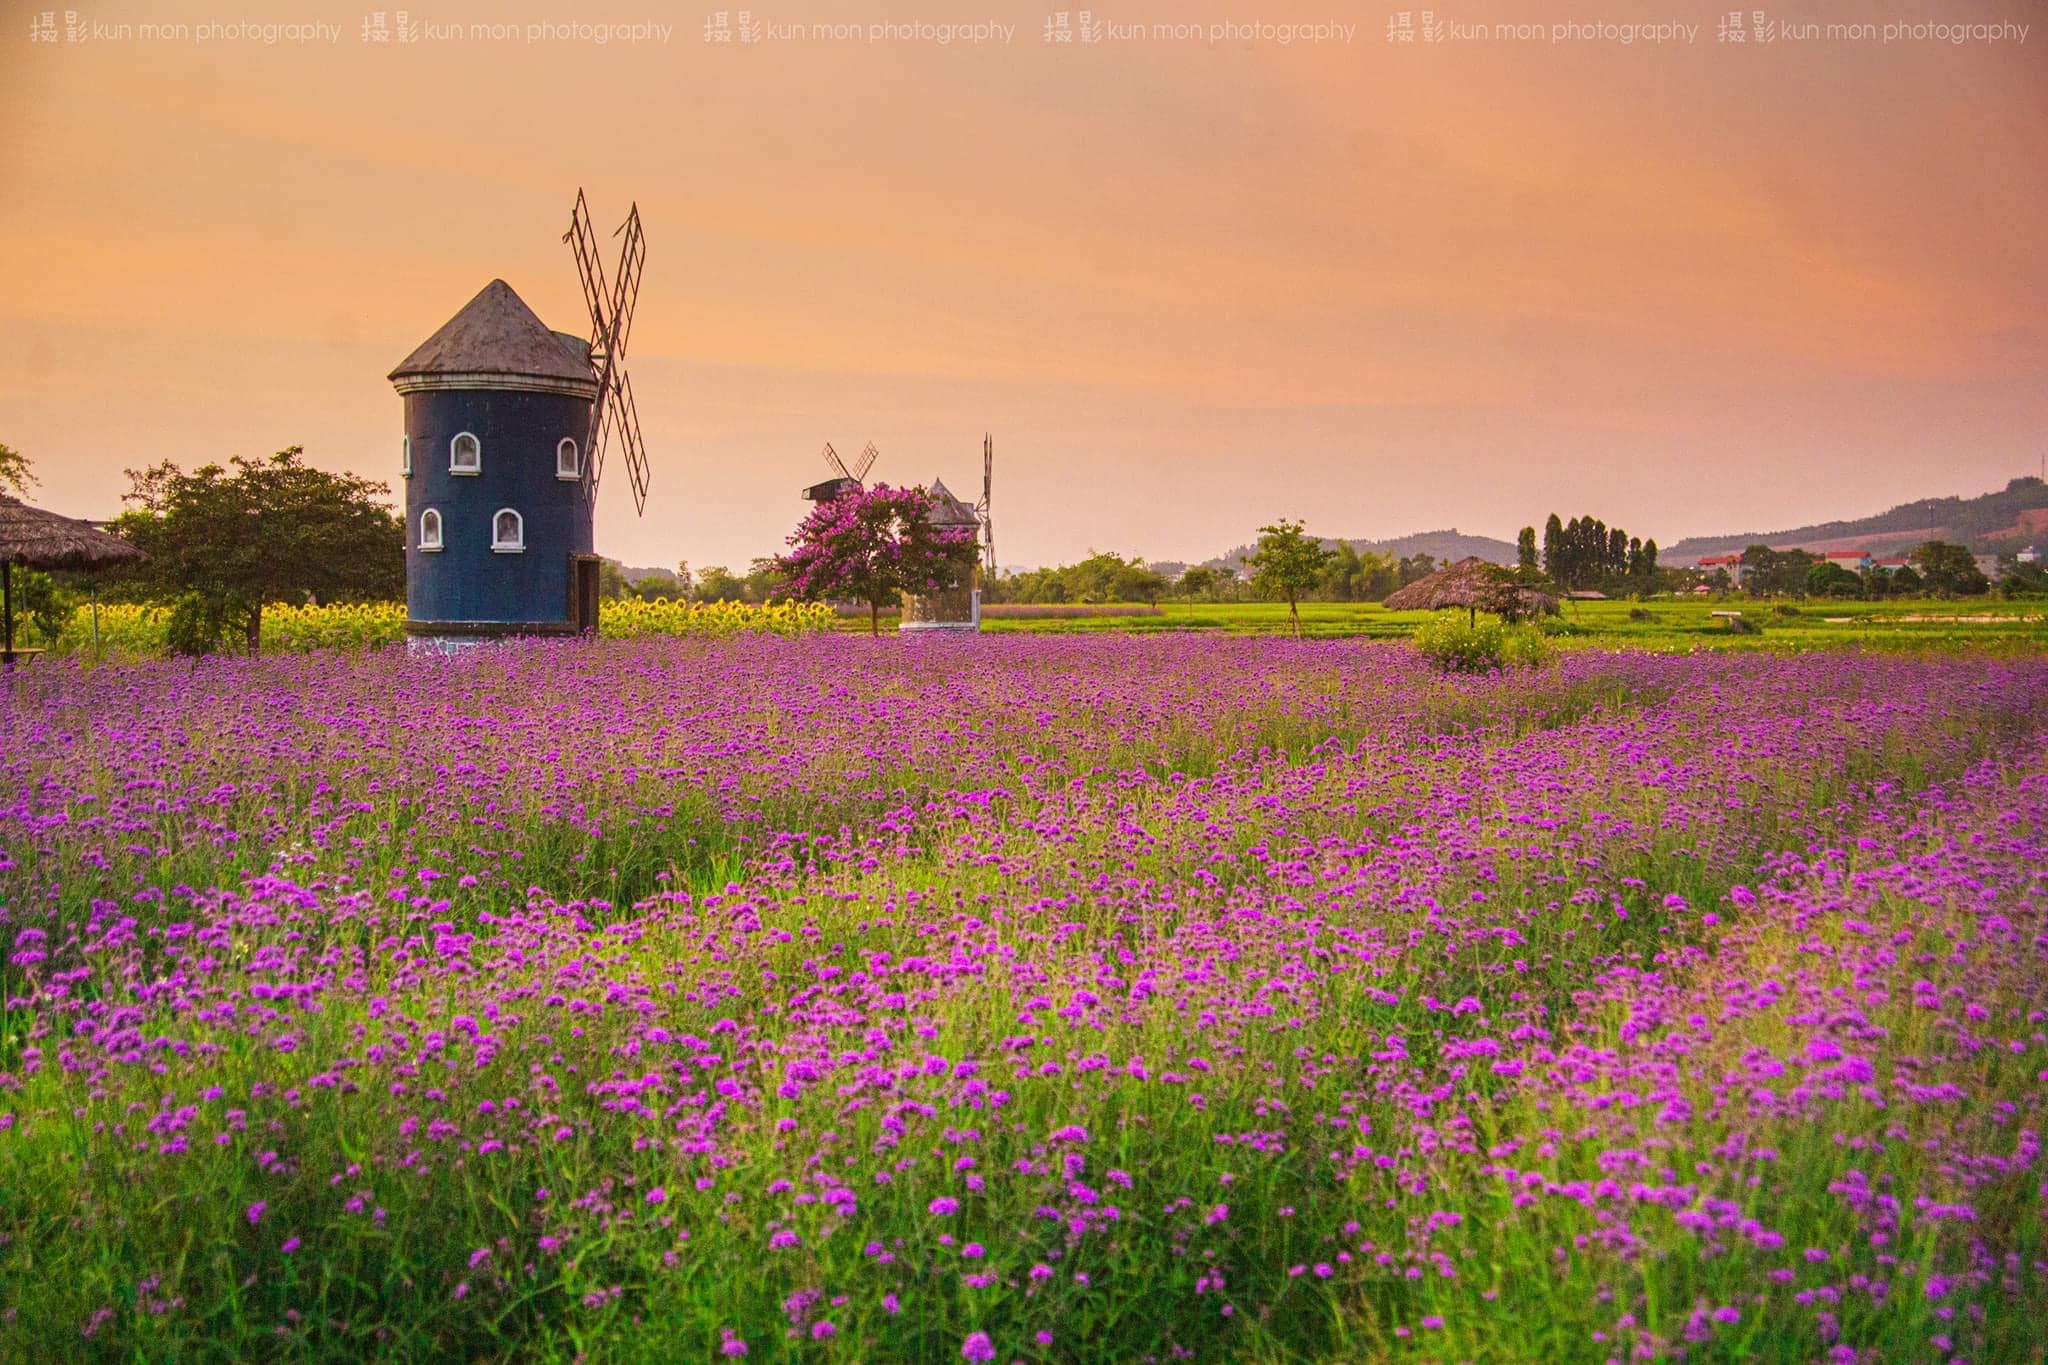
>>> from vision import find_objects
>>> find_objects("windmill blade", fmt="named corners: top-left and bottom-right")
top-left (565, 190), bottom-right (652, 516)
top-left (851, 442), bottom-right (878, 483)
top-left (611, 369), bottom-right (651, 516)
top-left (822, 442), bottom-right (852, 481)
top-left (566, 188), bottom-right (618, 504)
top-left (606, 203), bottom-right (645, 363)
top-left (979, 432), bottom-right (995, 573)
top-left (564, 189), bottom-right (613, 343)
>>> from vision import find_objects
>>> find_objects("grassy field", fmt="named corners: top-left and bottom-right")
top-left (948, 597), bottom-right (2048, 650)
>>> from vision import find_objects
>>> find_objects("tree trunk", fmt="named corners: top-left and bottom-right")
top-left (870, 601), bottom-right (879, 638)
top-left (1289, 592), bottom-right (1301, 640)
top-left (2, 562), bottom-right (13, 662)
top-left (246, 603), bottom-right (263, 656)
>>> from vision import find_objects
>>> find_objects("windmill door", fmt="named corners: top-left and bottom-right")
top-left (571, 555), bottom-right (601, 634)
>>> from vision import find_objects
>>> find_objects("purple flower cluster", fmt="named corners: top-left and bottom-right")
top-left (1, 637), bottom-right (2045, 1359)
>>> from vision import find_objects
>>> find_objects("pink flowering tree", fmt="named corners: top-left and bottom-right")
top-left (777, 484), bottom-right (980, 637)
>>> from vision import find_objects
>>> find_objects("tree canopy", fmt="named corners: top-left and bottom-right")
top-left (111, 447), bottom-right (403, 654)
top-left (1910, 541), bottom-right (1989, 598)
top-left (777, 484), bottom-right (979, 636)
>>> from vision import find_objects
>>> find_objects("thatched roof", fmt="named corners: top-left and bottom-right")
top-left (0, 496), bottom-right (145, 572)
top-left (1382, 555), bottom-right (1557, 616)
top-left (389, 279), bottom-right (597, 393)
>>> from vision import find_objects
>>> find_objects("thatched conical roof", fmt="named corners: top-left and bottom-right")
top-left (1382, 556), bottom-right (1556, 616)
top-left (0, 495), bottom-right (145, 572)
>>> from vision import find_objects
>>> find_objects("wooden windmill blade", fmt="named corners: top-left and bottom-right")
top-left (978, 432), bottom-right (995, 573)
top-left (562, 189), bottom-right (651, 515)
top-left (564, 189), bottom-right (612, 354)
top-left (606, 203), bottom-right (646, 361)
top-left (612, 368), bottom-right (651, 515)
top-left (851, 442), bottom-right (879, 484)
top-left (822, 441), bottom-right (852, 481)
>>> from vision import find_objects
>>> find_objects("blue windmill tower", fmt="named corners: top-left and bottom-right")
top-left (389, 190), bottom-right (650, 644)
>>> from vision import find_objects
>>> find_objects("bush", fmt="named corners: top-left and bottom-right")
top-left (163, 593), bottom-right (232, 657)
top-left (1412, 615), bottom-right (1551, 673)
top-left (1628, 607), bottom-right (1655, 622)
top-left (1772, 603), bottom-right (1802, 617)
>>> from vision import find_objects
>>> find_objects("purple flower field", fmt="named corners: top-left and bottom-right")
top-left (2, 637), bottom-right (2046, 1361)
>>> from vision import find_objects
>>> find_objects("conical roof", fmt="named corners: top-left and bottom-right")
top-left (926, 478), bottom-right (980, 526)
top-left (389, 280), bottom-right (596, 393)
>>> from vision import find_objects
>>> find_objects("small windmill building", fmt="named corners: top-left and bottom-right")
top-left (800, 437), bottom-right (994, 632)
top-left (900, 479), bottom-right (983, 631)
top-left (391, 191), bottom-right (649, 644)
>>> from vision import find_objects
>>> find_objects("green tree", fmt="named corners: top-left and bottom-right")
top-left (1805, 561), bottom-right (1864, 599)
top-left (597, 559), bottom-right (631, 600)
top-left (694, 565), bottom-right (746, 603)
top-left (1178, 565), bottom-right (1216, 601)
top-left (111, 447), bottom-right (402, 655)
top-left (1541, 514), bottom-right (1563, 580)
top-left (0, 442), bottom-right (36, 497)
top-left (1910, 541), bottom-right (1989, 597)
top-left (1998, 559), bottom-right (2048, 599)
top-left (1517, 526), bottom-right (1538, 572)
top-left (1246, 519), bottom-right (1335, 638)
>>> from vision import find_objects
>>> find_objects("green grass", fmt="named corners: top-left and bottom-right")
top-left (957, 597), bottom-right (2048, 649)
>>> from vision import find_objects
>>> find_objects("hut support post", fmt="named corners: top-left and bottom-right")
top-left (90, 583), bottom-right (101, 653)
top-left (2, 561), bottom-right (12, 665)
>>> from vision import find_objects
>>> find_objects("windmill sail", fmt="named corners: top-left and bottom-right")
top-left (565, 189), bottom-right (651, 515)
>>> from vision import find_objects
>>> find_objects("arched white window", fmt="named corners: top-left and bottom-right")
top-left (402, 435), bottom-right (412, 477)
top-left (418, 508), bottom-right (443, 552)
top-left (450, 432), bottom-right (481, 474)
top-left (491, 508), bottom-right (525, 553)
top-left (557, 437), bottom-right (581, 480)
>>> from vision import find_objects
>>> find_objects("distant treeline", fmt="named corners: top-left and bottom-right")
top-left (983, 547), bottom-right (1449, 605)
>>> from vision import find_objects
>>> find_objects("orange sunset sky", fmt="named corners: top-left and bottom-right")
top-left (1, 0), bottom-right (2043, 570)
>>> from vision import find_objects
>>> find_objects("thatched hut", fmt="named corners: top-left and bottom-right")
top-left (0, 495), bottom-right (144, 663)
top-left (1382, 556), bottom-right (1557, 626)
top-left (900, 479), bottom-right (982, 632)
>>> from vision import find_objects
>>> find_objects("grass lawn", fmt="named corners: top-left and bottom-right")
top-left (940, 597), bottom-right (2048, 650)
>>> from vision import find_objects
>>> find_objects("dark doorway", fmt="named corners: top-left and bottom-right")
top-left (571, 555), bottom-right (601, 634)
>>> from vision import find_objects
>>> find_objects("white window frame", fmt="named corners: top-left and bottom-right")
top-left (418, 508), bottom-right (443, 552)
top-left (402, 435), bottom-right (412, 478)
top-left (557, 437), bottom-right (581, 481)
top-left (450, 432), bottom-right (481, 475)
top-left (491, 507), bottom-right (525, 554)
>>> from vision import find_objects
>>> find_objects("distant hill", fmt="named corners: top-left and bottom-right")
top-left (1189, 528), bottom-right (1519, 575)
top-left (1664, 477), bottom-right (2048, 565)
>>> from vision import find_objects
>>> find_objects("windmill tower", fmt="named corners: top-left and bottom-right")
top-left (388, 190), bottom-right (650, 645)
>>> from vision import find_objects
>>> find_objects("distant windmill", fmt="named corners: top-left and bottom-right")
top-left (563, 188), bottom-right (651, 516)
top-left (802, 441), bottom-right (879, 502)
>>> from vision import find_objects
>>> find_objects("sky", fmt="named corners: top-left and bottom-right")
top-left (1, 0), bottom-right (2044, 572)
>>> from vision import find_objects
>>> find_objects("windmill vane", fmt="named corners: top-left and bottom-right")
top-left (564, 188), bottom-right (651, 516)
